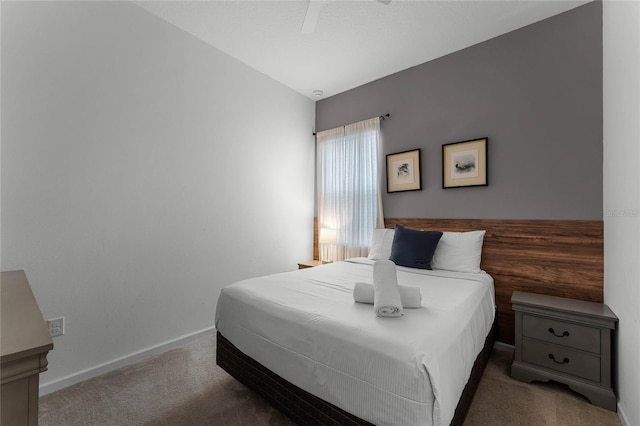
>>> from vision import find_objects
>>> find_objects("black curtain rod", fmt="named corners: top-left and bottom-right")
top-left (313, 113), bottom-right (390, 136)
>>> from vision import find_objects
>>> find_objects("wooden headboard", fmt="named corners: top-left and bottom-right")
top-left (313, 218), bottom-right (604, 344)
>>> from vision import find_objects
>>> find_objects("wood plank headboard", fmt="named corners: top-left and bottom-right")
top-left (313, 218), bottom-right (604, 344)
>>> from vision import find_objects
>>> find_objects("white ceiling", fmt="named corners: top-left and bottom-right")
top-left (134, 0), bottom-right (589, 100)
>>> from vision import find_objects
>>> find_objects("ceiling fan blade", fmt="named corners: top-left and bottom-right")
top-left (301, 0), bottom-right (325, 34)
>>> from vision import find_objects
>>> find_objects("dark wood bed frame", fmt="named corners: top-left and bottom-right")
top-left (217, 316), bottom-right (496, 426)
top-left (216, 217), bottom-right (603, 424)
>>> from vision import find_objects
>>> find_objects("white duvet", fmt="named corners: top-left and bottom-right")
top-left (215, 258), bottom-right (495, 426)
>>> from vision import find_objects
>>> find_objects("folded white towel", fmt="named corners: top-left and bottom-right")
top-left (372, 260), bottom-right (404, 317)
top-left (353, 282), bottom-right (422, 308)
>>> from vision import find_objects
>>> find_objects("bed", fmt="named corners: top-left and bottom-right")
top-left (215, 226), bottom-right (497, 426)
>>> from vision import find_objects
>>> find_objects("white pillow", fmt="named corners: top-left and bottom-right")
top-left (367, 228), bottom-right (395, 260)
top-left (431, 230), bottom-right (486, 273)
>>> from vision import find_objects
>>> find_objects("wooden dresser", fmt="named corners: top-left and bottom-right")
top-left (1, 270), bottom-right (54, 426)
top-left (511, 290), bottom-right (617, 411)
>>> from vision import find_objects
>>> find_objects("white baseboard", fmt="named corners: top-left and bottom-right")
top-left (617, 403), bottom-right (630, 426)
top-left (493, 340), bottom-right (515, 351)
top-left (39, 326), bottom-right (216, 396)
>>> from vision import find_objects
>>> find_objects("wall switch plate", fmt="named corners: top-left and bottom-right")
top-left (47, 317), bottom-right (65, 337)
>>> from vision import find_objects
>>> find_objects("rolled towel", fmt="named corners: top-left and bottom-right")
top-left (353, 282), bottom-right (422, 308)
top-left (373, 260), bottom-right (404, 317)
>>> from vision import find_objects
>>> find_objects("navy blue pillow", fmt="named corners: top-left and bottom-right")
top-left (389, 225), bottom-right (443, 270)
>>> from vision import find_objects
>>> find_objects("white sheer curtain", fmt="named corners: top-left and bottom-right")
top-left (316, 117), bottom-right (384, 262)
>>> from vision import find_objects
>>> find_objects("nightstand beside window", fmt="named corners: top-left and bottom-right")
top-left (297, 260), bottom-right (325, 269)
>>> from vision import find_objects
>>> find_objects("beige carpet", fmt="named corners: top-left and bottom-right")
top-left (39, 334), bottom-right (621, 426)
top-left (465, 347), bottom-right (620, 426)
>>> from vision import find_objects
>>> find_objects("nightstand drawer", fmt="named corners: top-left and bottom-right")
top-left (511, 291), bottom-right (618, 411)
top-left (523, 314), bottom-right (600, 354)
top-left (522, 339), bottom-right (600, 382)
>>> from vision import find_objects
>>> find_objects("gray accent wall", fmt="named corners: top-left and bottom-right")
top-left (316, 2), bottom-right (603, 220)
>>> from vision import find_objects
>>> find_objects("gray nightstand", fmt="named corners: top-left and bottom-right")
top-left (511, 291), bottom-right (618, 411)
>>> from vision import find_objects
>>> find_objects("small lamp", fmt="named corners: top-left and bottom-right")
top-left (319, 228), bottom-right (337, 263)
top-left (319, 228), bottom-right (337, 245)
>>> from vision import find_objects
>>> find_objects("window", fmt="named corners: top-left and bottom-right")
top-left (316, 117), bottom-right (384, 261)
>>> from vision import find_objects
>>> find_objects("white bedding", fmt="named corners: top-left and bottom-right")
top-left (215, 258), bottom-right (495, 426)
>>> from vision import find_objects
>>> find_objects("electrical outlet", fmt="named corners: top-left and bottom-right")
top-left (47, 317), bottom-right (65, 337)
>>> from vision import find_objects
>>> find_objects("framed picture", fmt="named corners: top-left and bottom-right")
top-left (442, 137), bottom-right (488, 188)
top-left (386, 149), bottom-right (422, 193)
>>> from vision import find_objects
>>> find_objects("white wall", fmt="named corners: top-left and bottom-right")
top-left (1, 1), bottom-right (315, 391)
top-left (603, 1), bottom-right (640, 425)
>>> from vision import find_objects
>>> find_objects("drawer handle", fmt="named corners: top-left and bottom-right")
top-left (548, 327), bottom-right (570, 338)
top-left (548, 354), bottom-right (570, 365)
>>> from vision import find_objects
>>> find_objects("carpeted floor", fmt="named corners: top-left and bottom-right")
top-left (464, 346), bottom-right (620, 426)
top-left (39, 334), bottom-right (621, 426)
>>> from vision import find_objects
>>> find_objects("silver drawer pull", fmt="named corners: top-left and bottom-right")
top-left (548, 327), bottom-right (570, 338)
top-left (548, 353), bottom-right (570, 365)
